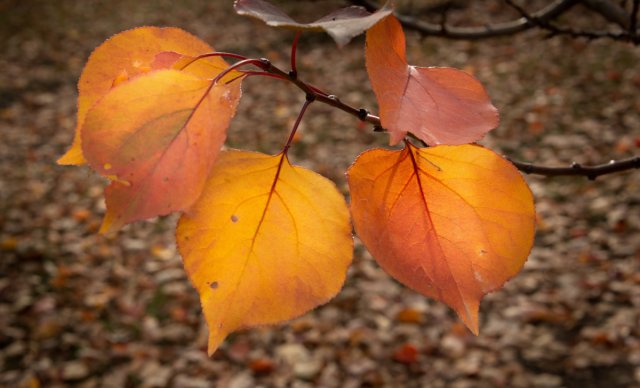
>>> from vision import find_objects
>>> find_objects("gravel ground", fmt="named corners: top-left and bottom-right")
top-left (1, 1), bottom-right (639, 387)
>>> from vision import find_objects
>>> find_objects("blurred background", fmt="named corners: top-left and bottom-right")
top-left (1, 0), bottom-right (639, 386)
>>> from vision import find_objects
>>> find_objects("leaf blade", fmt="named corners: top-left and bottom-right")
top-left (347, 144), bottom-right (535, 333)
top-left (81, 69), bottom-right (241, 232)
top-left (234, 0), bottom-right (393, 47)
top-left (177, 150), bottom-right (353, 354)
top-left (58, 26), bottom-right (227, 165)
top-left (365, 16), bottom-right (499, 145)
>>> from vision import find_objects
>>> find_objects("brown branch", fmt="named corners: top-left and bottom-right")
top-left (509, 157), bottom-right (640, 180)
top-left (258, 59), bottom-right (381, 127)
top-left (581, 0), bottom-right (630, 28)
top-left (351, 0), bottom-right (639, 43)
top-left (505, 0), bottom-right (637, 42)
top-left (349, 0), bottom-right (578, 40)
top-left (255, 58), bottom-right (639, 179)
top-left (631, 0), bottom-right (640, 37)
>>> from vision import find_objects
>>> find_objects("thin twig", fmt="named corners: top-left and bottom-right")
top-left (257, 60), bottom-right (639, 179)
top-left (178, 52), bottom-right (249, 70)
top-left (631, 0), bottom-right (640, 42)
top-left (349, 0), bottom-right (578, 40)
top-left (508, 157), bottom-right (640, 179)
top-left (290, 31), bottom-right (301, 78)
top-left (260, 62), bottom-right (380, 126)
top-left (237, 71), bottom-right (287, 81)
top-left (439, 2), bottom-right (452, 33)
top-left (283, 95), bottom-right (314, 154)
top-left (505, 0), bottom-right (635, 42)
top-left (581, 0), bottom-right (631, 28)
top-left (351, 0), bottom-right (639, 43)
top-left (212, 58), bottom-right (271, 84)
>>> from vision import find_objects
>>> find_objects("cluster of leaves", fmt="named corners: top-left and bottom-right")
top-left (58, 0), bottom-right (535, 355)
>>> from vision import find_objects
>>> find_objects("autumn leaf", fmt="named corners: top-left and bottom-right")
top-left (58, 26), bottom-right (228, 165)
top-left (392, 343), bottom-right (419, 364)
top-left (347, 143), bottom-right (535, 334)
top-left (234, 0), bottom-right (393, 47)
top-left (81, 69), bottom-right (241, 233)
top-left (177, 150), bottom-right (353, 355)
top-left (365, 16), bottom-right (499, 145)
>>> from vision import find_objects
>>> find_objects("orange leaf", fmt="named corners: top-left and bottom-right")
top-left (347, 143), bottom-right (535, 334)
top-left (58, 26), bottom-right (227, 165)
top-left (176, 150), bottom-right (353, 355)
top-left (81, 69), bottom-right (241, 233)
top-left (392, 343), bottom-right (419, 364)
top-left (395, 308), bottom-right (423, 324)
top-left (365, 16), bottom-right (499, 146)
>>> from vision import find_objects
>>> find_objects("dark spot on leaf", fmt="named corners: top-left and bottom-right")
top-left (231, 214), bottom-right (239, 223)
top-left (163, 177), bottom-right (169, 182)
top-left (209, 281), bottom-right (218, 289)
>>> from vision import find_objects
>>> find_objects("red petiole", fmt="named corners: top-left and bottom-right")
top-left (178, 51), bottom-right (249, 70)
top-left (290, 31), bottom-right (301, 77)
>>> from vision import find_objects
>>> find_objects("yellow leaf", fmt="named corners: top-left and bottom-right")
top-left (177, 150), bottom-right (353, 354)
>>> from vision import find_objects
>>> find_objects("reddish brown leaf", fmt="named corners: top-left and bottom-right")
top-left (234, 0), bottom-right (393, 47)
top-left (366, 16), bottom-right (499, 145)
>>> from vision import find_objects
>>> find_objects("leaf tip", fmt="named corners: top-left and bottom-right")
top-left (98, 209), bottom-right (122, 235)
top-left (388, 130), bottom-right (406, 146)
top-left (457, 298), bottom-right (480, 336)
top-left (57, 147), bottom-right (86, 166)
top-left (207, 327), bottom-right (227, 356)
top-left (467, 320), bottom-right (480, 336)
top-left (206, 343), bottom-right (218, 357)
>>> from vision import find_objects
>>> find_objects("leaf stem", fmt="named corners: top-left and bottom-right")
top-left (213, 58), bottom-right (271, 84)
top-left (237, 71), bottom-right (288, 81)
top-left (178, 52), bottom-right (250, 70)
top-left (283, 95), bottom-right (315, 154)
top-left (260, 61), bottom-right (381, 126)
top-left (290, 31), bottom-right (301, 78)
